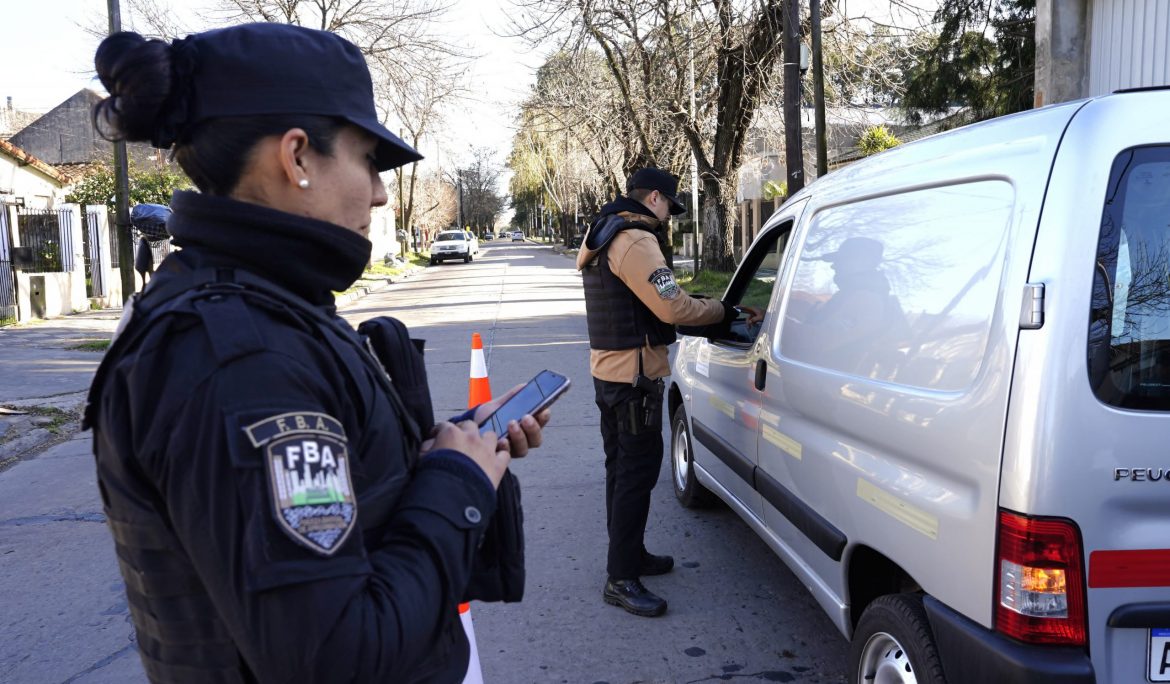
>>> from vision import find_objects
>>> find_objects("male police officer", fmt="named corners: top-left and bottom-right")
top-left (577, 168), bottom-right (755, 616)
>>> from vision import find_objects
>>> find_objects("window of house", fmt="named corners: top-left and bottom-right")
top-left (1088, 146), bottom-right (1170, 410)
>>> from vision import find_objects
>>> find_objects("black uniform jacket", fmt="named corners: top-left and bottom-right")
top-left (89, 191), bottom-right (495, 683)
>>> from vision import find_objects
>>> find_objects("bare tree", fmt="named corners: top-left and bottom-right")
top-left (412, 172), bottom-right (458, 247)
top-left (508, 50), bottom-right (635, 244)
top-left (386, 61), bottom-right (470, 251)
top-left (457, 147), bottom-right (507, 232)
top-left (209, 0), bottom-right (472, 251)
top-left (506, 0), bottom-right (822, 270)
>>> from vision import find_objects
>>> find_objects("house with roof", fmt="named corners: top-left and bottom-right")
top-left (9, 88), bottom-right (165, 171)
top-left (0, 97), bottom-right (45, 142)
top-left (0, 138), bottom-right (69, 209)
top-left (0, 138), bottom-right (105, 324)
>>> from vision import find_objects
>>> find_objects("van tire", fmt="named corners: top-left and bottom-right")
top-left (849, 594), bottom-right (946, 684)
top-left (670, 405), bottom-right (715, 508)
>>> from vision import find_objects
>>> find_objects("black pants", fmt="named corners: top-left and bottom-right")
top-left (594, 377), bottom-right (664, 580)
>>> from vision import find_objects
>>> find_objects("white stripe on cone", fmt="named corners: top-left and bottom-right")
top-left (470, 349), bottom-right (487, 379)
top-left (460, 605), bottom-right (484, 683)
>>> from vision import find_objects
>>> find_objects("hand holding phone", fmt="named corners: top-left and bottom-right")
top-left (478, 370), bottom-right (570, 437)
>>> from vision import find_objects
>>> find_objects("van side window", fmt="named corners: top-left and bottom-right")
top-left (779, 181), bottom-right (1014, 390)
top-left (719, 220), bottom-right (793, 344)
top-left (1088, 147), bottom-right (1170, 410)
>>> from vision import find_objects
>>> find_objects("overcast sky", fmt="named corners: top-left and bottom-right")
top-left (2, 0), bottom-right (935, 177)
top-left (1, 0), bottom-right (546, 174)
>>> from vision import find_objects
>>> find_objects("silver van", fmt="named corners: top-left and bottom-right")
top-left (669, 89), bottom-right (1170, 684)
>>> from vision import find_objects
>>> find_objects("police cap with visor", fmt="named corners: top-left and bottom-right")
top-left (627, 168), bottom-right (687, 216)
top-left (149, 23), bottom-right (421, 171)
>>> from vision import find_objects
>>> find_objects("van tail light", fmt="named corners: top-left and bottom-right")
top-left (994, 509), bottom-right (1088, 647)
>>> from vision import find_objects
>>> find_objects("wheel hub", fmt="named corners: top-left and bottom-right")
top-left (672, 421), bottom-right (690, 491)
top-left (857, 631), bottom-right (917, 684)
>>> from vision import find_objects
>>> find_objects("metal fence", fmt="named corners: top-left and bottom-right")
top-left (109, 211), bottom-right (120, 269)
top-left (0, 208), bottom-right (14, 324)
top-left (82, 207), bottom-right (107, 298)
top-left (16, 208), bottom-right (65, 273)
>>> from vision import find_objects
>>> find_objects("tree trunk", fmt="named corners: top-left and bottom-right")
top-left (701, 174), bottom-right (737, 272)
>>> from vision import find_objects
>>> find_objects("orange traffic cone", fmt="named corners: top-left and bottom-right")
top-left (459, 602), bottom-right (483, 684)
top-left (468, 332), bottom-right (492, 408)
top-left (461, 332), bottom-right (489, 684)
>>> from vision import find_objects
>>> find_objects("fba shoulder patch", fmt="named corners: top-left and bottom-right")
top-left (648, 267), bottom-right (681, 300)
top-left (244, 412), bottom-right (356, 556)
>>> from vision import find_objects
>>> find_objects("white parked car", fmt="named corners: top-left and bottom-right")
top-left (429, 230), bottom-right (475, 265)
top-left (670, 88), bottom-right (1170, 684)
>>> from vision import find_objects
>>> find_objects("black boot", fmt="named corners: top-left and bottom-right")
top-left (603, 578), bottom-right (668, 617)
top-left (640, 551), bottom-right (674, 576)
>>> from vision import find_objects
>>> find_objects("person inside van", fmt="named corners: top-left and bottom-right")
top-left (790, 236), bottom-right (908, 377)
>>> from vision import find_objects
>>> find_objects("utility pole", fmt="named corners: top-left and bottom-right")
top-left (107, 0), bottom-right (135, 303)
top-left (782, 0), bottom-right (805, 195)
top-left (397, 129), bottom-right (408, 256)
top-left (457, 170), bottom-right (464, 229)
top-left (689, 8), bottom-right (701, 273)
top-left (811, 0), bottom-right (828, 178)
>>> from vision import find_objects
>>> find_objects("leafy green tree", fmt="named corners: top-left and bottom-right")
top-left (901, 0), bottom-right (1035, 124)
top-left (65, 161), bottom-right (191, 209)
top-left (762, 180), bottom-right (787, 201)
top-left (858, 125), bottom-right (901, 156)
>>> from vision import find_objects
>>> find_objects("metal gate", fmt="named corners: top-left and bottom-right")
top-left (82, 207), bottom-right (107, 298)
top-left (15, 208), bottom-right (63, 272)
top-left (0, 207), bottom-right (14, 325)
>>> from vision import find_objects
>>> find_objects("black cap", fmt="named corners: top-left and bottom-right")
top-left (627, 167), bottom-right (686, 215)
top-left (173, 24), bottom-right (421, 171)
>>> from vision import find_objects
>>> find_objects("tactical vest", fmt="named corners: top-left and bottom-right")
top-left (84, 266), bottom-right (437, 683)
top-left (582, 223), bottom-right (676, 350)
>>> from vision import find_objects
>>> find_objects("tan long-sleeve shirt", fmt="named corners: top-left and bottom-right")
top-left (577, 219), bottom-right (726, 382)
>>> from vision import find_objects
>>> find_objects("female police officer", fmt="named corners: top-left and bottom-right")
top-left (84, 23), bottom-right (547, 683)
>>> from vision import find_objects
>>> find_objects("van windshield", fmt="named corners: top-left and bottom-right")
top-left (1088, 146), bottom-right (1170, 410)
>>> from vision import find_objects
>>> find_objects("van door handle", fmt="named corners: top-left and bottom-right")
top-left (754, 359), bottom-right (767, 391)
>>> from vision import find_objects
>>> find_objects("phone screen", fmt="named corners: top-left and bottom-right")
top-left (479, 370), bottom-right (569, 435)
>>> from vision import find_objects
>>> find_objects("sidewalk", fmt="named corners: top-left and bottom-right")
top-left (0, 268), bottom-right (416, 471)
top-left (0, 309), bottom-right (121, 470)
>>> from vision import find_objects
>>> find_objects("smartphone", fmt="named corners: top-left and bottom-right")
top-left (478, 370), bottom-right (571, 436)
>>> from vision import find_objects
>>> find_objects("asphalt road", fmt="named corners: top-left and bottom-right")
top-left (0, 240), bottom-right (849, 684)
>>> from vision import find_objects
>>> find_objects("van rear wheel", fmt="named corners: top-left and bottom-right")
top-left (670, 405), bottom-right (714, 508)
top-left (849, 594), bottom-right (946, 684)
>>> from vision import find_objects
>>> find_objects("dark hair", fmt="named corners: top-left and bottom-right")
top-left (628, 187), bottom-right (654, 204)
top-left (174, 116), bottom-right (341, 195)
top-left (93, 32), bottom-right (342, 195)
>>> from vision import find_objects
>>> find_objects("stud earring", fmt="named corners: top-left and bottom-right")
top-left (298, 179), bottom-right (310, 189)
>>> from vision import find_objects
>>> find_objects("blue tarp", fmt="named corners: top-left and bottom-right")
top-left (130, 203), bottom-right (172, 241)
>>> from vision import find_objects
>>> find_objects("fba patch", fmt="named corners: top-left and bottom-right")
top-left (245, 412), bottom-right (356, 556)
top-left (648, 267), bottom-right (680, 300)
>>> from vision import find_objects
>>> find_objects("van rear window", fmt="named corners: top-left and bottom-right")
top-left (1088, 146), bottom-right (1170, 410)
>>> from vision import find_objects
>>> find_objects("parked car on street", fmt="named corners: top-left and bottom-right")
top-left (429, 230), bottom-right (476, 264)
top-left (483, 233), bottom-right (495, 241)
top-left (511, 231), bottom-right (524, 242)
top-left (669, 89), bottom-right (1170, 684)
top-left (463, 230), bottom-right (480, 255)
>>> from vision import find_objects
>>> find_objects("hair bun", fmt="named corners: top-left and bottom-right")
top-left (93, 32), bottom-right (177, 145)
